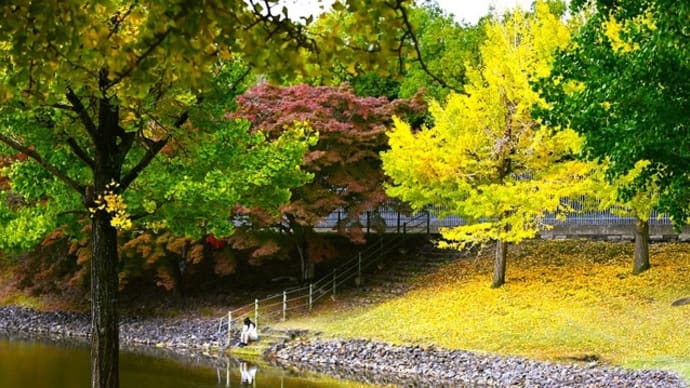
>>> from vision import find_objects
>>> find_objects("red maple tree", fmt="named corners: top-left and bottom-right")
top-left (233, 83), bottom-right (426, 280)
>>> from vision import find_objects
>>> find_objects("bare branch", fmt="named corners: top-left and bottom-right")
top-left (0, 132), bottom-right (85, 194)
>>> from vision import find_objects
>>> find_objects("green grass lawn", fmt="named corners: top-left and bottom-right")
top-left (277, 240), bottom-right (690, 382)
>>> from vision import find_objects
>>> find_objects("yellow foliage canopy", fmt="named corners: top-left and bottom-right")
top-left (382, 1), bottom-right (598, 247)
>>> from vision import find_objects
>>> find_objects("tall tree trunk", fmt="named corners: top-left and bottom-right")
top-left (295, 236), bottom-right (315, 282)
top-left (633, 217), bottom-right (651, 275)
top-left (296, 242), bottom-right (307, 283)
top-left (90, 210), bottom-right (120, 388)
top-left (304, 254), bottom-right (315, 281)
top-left (91, 90), bottom-right (124, 388)
top-left (492, 240), bottom-right (508, 288)
top-left (302, 229), bottom-right (315, 281)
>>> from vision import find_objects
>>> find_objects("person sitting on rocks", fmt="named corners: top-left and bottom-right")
top-left (239, 317), bottom-right (258, 346)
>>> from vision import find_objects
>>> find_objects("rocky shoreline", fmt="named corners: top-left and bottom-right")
top-left (271, 339), bottom-right (687, 388)
top-left (0, 306), bottom-right (229, 355)
top-left (1, 306), bottom-right (687, 387)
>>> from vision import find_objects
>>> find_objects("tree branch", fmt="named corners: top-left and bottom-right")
top-left (120, 136), bottom-right (169, 191)
top-left (50, 103), bottom-right (75, 111)
top-left (121, 109), bottom-right (190, 190)
top-left (46, 42), bottom-right (99, 79)
top-left (229, 67), bottom-right (253, 96)
top-left (394, 1), bottom-right (463, 94)
top-left (66, 137), bottom-right (95, 169)
top-left (107, 3), bottom-right (137, 40)
top-left (108, 28), bottom-right (173, 88)
top-left (117, 131), bottom-right (136, 158)
top-left (65, 88), bottom-right (98, 139)
top-left (106, 4), bottom-right (187, 90)
top-left (0, 132), bottom-right (85, 194)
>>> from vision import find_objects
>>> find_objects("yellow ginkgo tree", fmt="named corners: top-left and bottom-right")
top-left (382, 1), bottom-right (597, 288)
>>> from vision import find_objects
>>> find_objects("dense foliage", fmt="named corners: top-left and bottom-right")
top-left (382, 1), bottom-right (596, 287)
top-left (235, 83), bottom-right (426, 280)
top-left (536, 0), bottom-right (690, 228)
top-left (0, 1), bottom-right (416, 387)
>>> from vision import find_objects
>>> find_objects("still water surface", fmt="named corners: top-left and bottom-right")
top-left (0, 337), bottom-right (383, 388)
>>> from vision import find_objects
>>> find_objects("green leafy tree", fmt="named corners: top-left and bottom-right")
top-left (298, 1), bottom-right (483, 102)
top-left (382, 1), bottom-right (596, 288)
top-left (396, 2), bottom-right (486, 101)
top-left (0, 1), bottom-right (415, 387)
top-left (536, 0), bottom-right (690, 228)
top-left (588, 160), bottom-right (661, 274)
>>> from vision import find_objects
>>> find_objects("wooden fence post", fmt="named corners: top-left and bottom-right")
top-left (254, 299), bottom-right (259, 327)
top-left (226, 311), bottom-right (232, 347)
top-left (309, 284), bottom-right (313, 312)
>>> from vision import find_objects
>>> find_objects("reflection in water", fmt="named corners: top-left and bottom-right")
top-left (239, 361), bottom-right (257, 386)
top-left (0, 336), bottom-right (386, 388)
top-left (213, 360), bottom-right (258, 387)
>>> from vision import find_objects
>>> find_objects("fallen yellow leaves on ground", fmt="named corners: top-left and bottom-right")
top-left (280, 240), bottom-right (690, 381)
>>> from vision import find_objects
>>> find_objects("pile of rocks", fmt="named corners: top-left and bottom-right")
top-left (273, 339), bottom-right (687, 388)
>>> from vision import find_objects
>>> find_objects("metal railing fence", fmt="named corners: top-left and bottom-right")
top-left (215, 211), bottom-right (430, 348)
top-left (215, 197), bottom-right (676, 347)
top-left (314, 198), bottom-right (672, 233)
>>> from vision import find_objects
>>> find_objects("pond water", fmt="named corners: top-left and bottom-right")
top-left (0, 337), bottom-right (384, 388)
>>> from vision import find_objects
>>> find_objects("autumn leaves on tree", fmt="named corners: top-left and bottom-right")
top-left (0, 2), bottom-right (417, 388)
top-left (234, 83), bottom-right (425, 281)
top-left (0, 0), bottom-right (687, 387)
top-left (382, 3), bottom-right (597, 288)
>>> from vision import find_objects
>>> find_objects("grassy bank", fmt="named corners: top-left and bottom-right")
top-left (277, 240), bottom-right (690, 382)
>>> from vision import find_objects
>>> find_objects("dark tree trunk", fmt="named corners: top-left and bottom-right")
top-left (90, 91), bottom-right (125, 388)
top-left (633, 217), bottom-right (651, 275)
top-left (492, 240), bottom-right (508, 288)
top-left (287, 215), bottom-right (315, 282)
top-left (295, 235), bottom-right (315, 282)
top-left (90, 210), bottom-right (120, 388)
top-left (304, 254), bottom-right (315, 281)
top-left (302, 229), bottom-right (316, 281)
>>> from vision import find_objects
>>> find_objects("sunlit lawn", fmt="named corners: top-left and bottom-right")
top-left (278, 240), bottom-right (690, 382)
